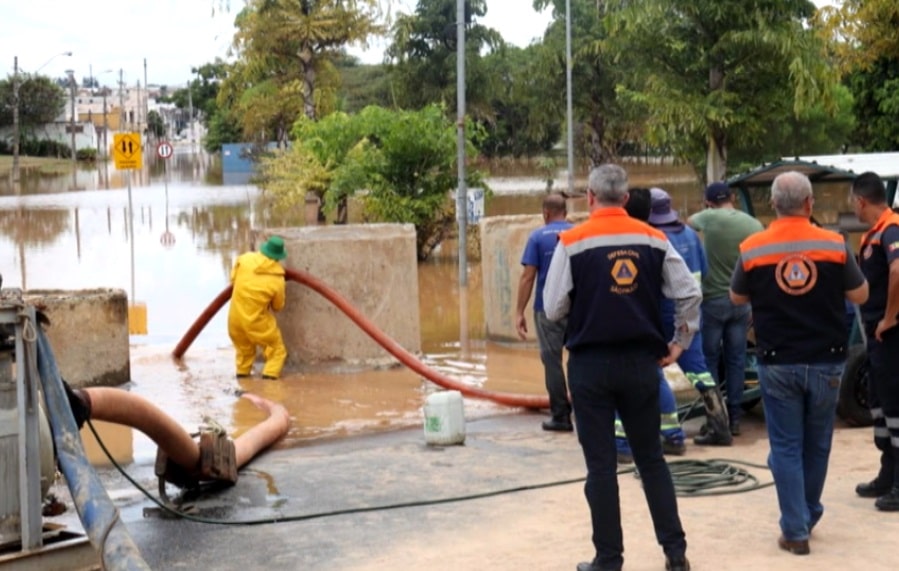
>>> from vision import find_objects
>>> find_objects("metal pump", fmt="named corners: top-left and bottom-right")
top-left (0, 288), bottom-right (95, 568)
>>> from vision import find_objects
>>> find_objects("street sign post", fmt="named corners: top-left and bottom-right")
top-left (113, 133), bottom-right (142, 170)
top-left (156, 141), bottom-right (173, 160)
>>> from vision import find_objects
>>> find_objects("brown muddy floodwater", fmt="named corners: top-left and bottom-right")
top-left (0, 151), bottom-right (856, 468)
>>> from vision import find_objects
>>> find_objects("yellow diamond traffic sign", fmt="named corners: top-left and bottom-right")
top-left (113, 133), bottom-right (143, 170)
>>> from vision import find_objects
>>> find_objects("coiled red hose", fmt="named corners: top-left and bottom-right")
top-left (173, 267), bottom-right (549, 410)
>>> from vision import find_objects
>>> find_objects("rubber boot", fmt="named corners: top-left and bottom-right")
top-left (693, 386), bottom-right (732, 446)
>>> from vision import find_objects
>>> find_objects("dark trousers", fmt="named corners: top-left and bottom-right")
top-left (866, 323), bottom-right (899, 487)
top-left (535, 311), bottom-right (571, 421)
top-left (568, 346), bottom-right (687, 569)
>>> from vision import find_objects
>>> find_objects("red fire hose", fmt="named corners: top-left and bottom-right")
top-left (173, 267), bottom-right (550, 410)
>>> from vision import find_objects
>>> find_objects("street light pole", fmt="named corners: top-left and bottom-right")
top-left (10, 51), bottom-right (72, 184)
top-left (565, 0), bottom-right (574, 195)
top-left (11, 56), bottom-right (20, 183)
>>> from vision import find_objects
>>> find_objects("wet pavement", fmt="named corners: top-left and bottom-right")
top-left (48, 406), bottom-right (898, 571)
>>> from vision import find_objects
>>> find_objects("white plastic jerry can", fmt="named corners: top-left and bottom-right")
top-left (423, 390), bottom-right (466, 445)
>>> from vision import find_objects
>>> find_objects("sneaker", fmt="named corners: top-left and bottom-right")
top-left (261, 375), bottom-right (278, 380)
top-left (729, 419), bottom-right (741, 436)
top-left (617, 452), bottom-right (634, 465)
top-left (662, 440), bottom-right (687, 456)
top-left (856, 479), bottom-right (891, 498)
top-left (875, 488), bottom-right (899, 511)
top-left (665, 556), bottom-right (691, 571)
top-left (236, 373), bottom-right (251, 379)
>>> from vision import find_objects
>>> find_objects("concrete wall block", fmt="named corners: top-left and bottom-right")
top-left (23, 288), bottom-right (131, 388)
top-left (260, 225), bottom-right (422, 370)
top-left (480, 215), bottom-right (543, 342)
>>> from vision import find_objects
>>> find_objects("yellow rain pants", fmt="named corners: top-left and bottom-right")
top-left (227, 251), bottom-right (287, 378)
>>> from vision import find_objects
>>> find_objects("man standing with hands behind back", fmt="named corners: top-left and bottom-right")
top-left (516, 192), bottom-right (574, 432)
top-left (545, 164), bottom-right (699, 571)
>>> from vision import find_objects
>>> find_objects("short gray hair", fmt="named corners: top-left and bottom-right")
top-left (587, 164), bottom-right (629, 205)
top-left (771, 171), bottom-right (812, 215)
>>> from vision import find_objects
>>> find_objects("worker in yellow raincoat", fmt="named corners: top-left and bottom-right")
top-left (228, 236), bottom-right (288, 380)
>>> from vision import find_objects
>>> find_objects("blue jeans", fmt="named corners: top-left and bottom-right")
top-left (568, 346), bottom-right (686, 569)
top-left (535, 311), bottom-right (571, 421)
top-left (702, 295), bottom-right (751, 421)
top-left (759, 362), bottom-right (843, 541)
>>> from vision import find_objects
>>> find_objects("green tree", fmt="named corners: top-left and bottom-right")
top-left (258, 104), bottom-right (487, 259)
top-left (147, 110), bottom-right (166, 138)
top-left (386, 0), bottom-right (503, 119)
top-left (817, 0), bottom-right (899, 73)
top-left (536, 0), bottom-right (636, 166)
top-left (477, 44), bottom-right (561, 158)
top-left (160, 59), bottom-right (230, 137)
top-left (606, 0), bottom-right (839, 183)
top-left (846, 58), bottom-right (899, 151)
top-left (336, 57), bottom-right (394, 112)
top-left (0, 74), bottom-right (66, 140)
top-left (817, 1), bottom-right (899, 152)
top-left (729, 83), bottom-right (856, 172)
top-left (232, 0), bottom-right (382, 123)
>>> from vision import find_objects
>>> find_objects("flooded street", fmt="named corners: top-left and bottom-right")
top-left (0, 150), bottom-right (733, 467)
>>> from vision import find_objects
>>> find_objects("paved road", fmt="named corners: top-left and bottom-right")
top-left (49, 407), bottom-right (896, 570)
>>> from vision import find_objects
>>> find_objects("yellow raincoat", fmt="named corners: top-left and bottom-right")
top-left (228, 251), bottom-right (287, 378)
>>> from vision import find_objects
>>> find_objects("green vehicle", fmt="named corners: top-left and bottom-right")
top-left (679, 153), bottom-right (899, 427)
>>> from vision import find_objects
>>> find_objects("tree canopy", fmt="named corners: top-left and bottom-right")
top-left (605, 0), bottom-right (839, 183)
top-left (258, 104), bottom-right (487, 259)
top-left (0, 74), bottom-right (66, 132)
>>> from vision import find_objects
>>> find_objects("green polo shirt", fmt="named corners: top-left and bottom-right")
top-left (689, 207), bottom-right (764, 299)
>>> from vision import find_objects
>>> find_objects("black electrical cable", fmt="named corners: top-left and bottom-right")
top-left (86, 419), bottom-right (773, 527)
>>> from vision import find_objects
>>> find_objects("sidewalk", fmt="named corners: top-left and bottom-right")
top-left (52, 408), bottom-right (896, 570)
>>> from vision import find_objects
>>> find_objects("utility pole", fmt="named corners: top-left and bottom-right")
top-left (11, 56), bottom-right (20, 184)
top-left (143, 58), bottom-right (148, 141)
top-left (565, 0), bottom-right (574, 195)
top-left (187, 77), bottom-right (194, 144)
top-left (118, 69), bottom-right (124, 133)
top-left (455, 0), bottom-right (468, 355)
top-left (102, 89), bottom-right (108, 157)
top-left (136, 79), bottom-right (142, 136)
top-left (66, 69), bottom-right (77, 173)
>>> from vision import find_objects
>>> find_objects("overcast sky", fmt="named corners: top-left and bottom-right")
top-left (0, 0), bottom-right (553, 88)
top-left (1, 0), bottom-right (839, 88)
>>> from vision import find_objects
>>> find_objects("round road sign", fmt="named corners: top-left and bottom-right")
top-left (157, 141), bottom-right (174, 160)
top-left (160, 231), bottom-right (176, 248)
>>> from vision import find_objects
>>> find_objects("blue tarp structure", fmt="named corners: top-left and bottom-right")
top-left (221, 142), bottom-right (280, 185)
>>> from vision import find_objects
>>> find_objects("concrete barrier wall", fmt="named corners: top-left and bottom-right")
top-left (259, 224), bottom-right (422, 370)
top-left (480, 214), bottom-right (543, 342)
top-left (23, 289), bottom-right (130, 388)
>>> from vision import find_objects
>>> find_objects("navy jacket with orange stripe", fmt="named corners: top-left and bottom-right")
top-left (733, 217), bottom-right (859, 364)
top-left (859, 208), bottom-right (899, 323)
top-left (543, 207), bottom-right (701, 358)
